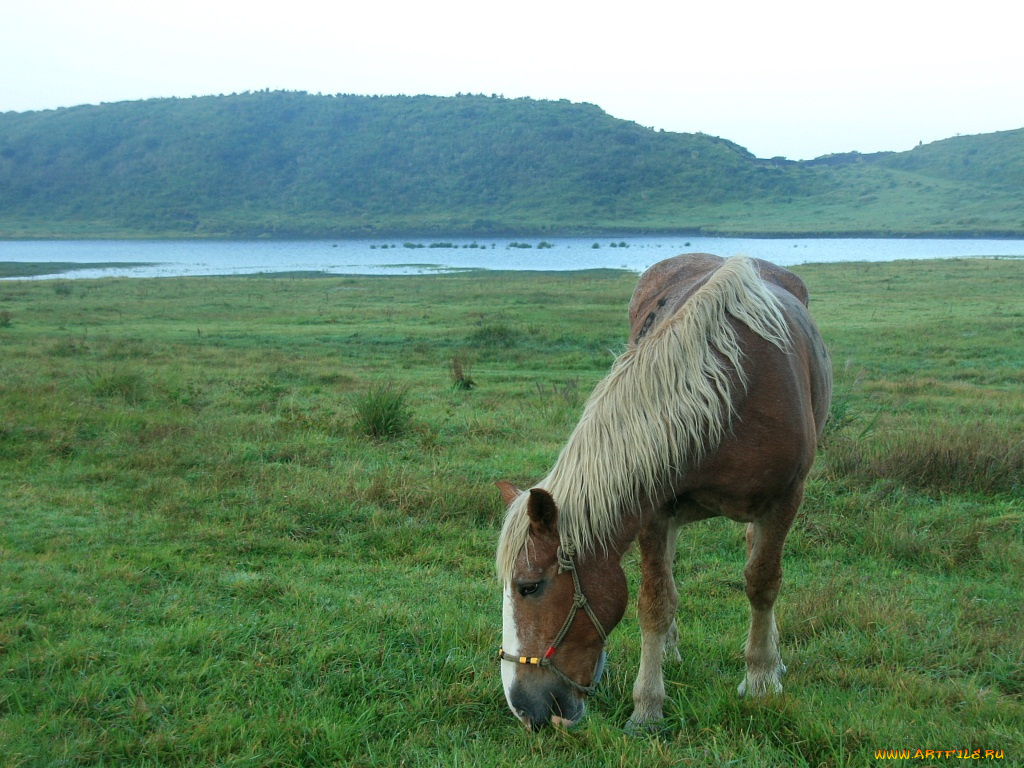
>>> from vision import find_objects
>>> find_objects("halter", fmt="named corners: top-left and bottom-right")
top-left (499, 542), bottom-right (609, 696)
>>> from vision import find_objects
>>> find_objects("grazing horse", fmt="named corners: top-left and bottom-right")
top-left (495, 253), bottom-right (831, 731)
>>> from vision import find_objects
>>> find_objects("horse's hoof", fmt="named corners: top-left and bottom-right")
top-left (738, 673), bottom-right (784, 698)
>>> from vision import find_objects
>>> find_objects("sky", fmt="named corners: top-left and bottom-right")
top-left (3, 0), bottom-right (1022, 160)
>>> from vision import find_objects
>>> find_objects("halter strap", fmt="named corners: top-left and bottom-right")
top-left (499, 543), bottom-right (608, 696)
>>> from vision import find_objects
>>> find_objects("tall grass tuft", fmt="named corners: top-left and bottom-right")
top-left (86, 366), bottom-right (149, 404)
top-left (825, 422), bottom-right (1023, 495)
top-left (352, 381), bottom-right (413, 439)
top-left (823, 361), bottom-right (881, 442)
top-left (467, 322), bottom-right (521, 349)
top-left (450, 356), bottom-right (475, 390)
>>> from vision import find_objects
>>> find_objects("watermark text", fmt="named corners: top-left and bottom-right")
top-left (874, 749), bottom-right (1004, 761)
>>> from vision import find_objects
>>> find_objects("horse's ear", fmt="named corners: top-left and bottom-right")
top-left (526, 488), bottom-right (559, 534)
top-left (495, 481), bottom-right (522, 507)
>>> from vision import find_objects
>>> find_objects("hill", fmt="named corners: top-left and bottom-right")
top-left (1, 91), bottom-right (1021, 238)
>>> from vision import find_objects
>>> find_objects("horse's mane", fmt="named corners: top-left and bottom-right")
top-left (496, 256), bottom-right (791, 581)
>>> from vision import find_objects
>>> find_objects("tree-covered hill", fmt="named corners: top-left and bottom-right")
top-left (1, 91), bottom-right (1021, 238)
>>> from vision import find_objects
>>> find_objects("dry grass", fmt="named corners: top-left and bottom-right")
top-left (824, 421), bottom-right (1023, 495)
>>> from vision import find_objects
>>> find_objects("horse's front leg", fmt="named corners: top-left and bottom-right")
top-left (738, 490), bottom-right (799, 698)
top-left (628, 516), bottom-right (679, 729)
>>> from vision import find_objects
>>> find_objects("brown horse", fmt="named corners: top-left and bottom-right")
top-left (496, 253), bottom-right (831, 730)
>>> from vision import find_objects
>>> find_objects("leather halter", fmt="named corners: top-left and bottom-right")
top-left (498, 542), bottom-right (609, 696)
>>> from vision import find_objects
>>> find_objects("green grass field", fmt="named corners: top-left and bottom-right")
top-left (1, 258), bottom-right (1021, 766)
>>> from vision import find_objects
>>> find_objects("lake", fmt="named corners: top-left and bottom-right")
top-left (3, 236), bottom-right (1024, 279)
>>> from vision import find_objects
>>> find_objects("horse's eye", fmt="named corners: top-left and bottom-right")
top-left (518, 582), bottom-right (541, 597)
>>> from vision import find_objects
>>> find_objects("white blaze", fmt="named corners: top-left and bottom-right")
top-left (501, 582), bottom-right (520, 714)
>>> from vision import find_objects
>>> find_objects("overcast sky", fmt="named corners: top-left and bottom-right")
top-left (3, 0), bottom-right (1021, 160)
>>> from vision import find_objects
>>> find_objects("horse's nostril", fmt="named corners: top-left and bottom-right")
top-left (525, 716), bottom-right (548, 731)
top-left (513, 705), bottom-right (549, 732)
top-left (511, 702), bottom-right (540, 731)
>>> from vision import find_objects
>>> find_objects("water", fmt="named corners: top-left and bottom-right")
top-left (2, 236), bottom-right (1024, 279)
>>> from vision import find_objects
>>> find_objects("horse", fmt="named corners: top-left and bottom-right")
top-left (495, 253), bottom-right (831, 731)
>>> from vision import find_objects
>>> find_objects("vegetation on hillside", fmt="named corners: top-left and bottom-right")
top-left (1, 91), bottom-right (1022, 238)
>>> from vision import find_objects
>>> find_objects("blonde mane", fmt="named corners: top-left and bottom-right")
top-left (496, 256), bottom-right (791, 581)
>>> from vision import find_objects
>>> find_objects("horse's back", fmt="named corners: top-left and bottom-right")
top-left (629, 254), bottom-right (831, 518)
top-left (629, 253), bottom-right (811, 346)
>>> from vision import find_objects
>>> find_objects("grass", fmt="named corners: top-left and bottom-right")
top-left (0, 259), bottom-right (1021, 766)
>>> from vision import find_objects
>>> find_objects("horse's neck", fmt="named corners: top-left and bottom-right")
top-left (545, 463), bottom-right (653, 562)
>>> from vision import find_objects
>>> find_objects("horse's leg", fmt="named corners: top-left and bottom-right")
top-left (665, 615), bottom-right (682, 663)
top-left (737, 488), bottom-right (800, 697)
top-left (628, 515), bottom-right (679, 728)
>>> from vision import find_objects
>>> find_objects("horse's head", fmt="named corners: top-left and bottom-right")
top-left (496, 483), bottom-right (628, 730)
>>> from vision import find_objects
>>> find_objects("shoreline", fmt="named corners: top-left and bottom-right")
top-left (5, 228), bottom-right (1024, 242)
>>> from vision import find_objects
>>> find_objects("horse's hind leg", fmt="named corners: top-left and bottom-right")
top-left (738, 489), bottom-right (800, 697)
top-left (628, 516), bottom-right (680, 728)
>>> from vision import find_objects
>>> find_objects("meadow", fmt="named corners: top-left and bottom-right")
top-left (0, 257), bottom-right (1021, 766)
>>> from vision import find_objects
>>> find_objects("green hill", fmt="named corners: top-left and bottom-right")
top-left (875, 128), bottom-right (1024, 188)
top-left (1, 91), bottom-right (1021, 238)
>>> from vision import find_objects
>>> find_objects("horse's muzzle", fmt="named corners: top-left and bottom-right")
top-left (509, 680), bottom-right (584, 731)
top-left (506, 650), bottom-right (606, 730)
